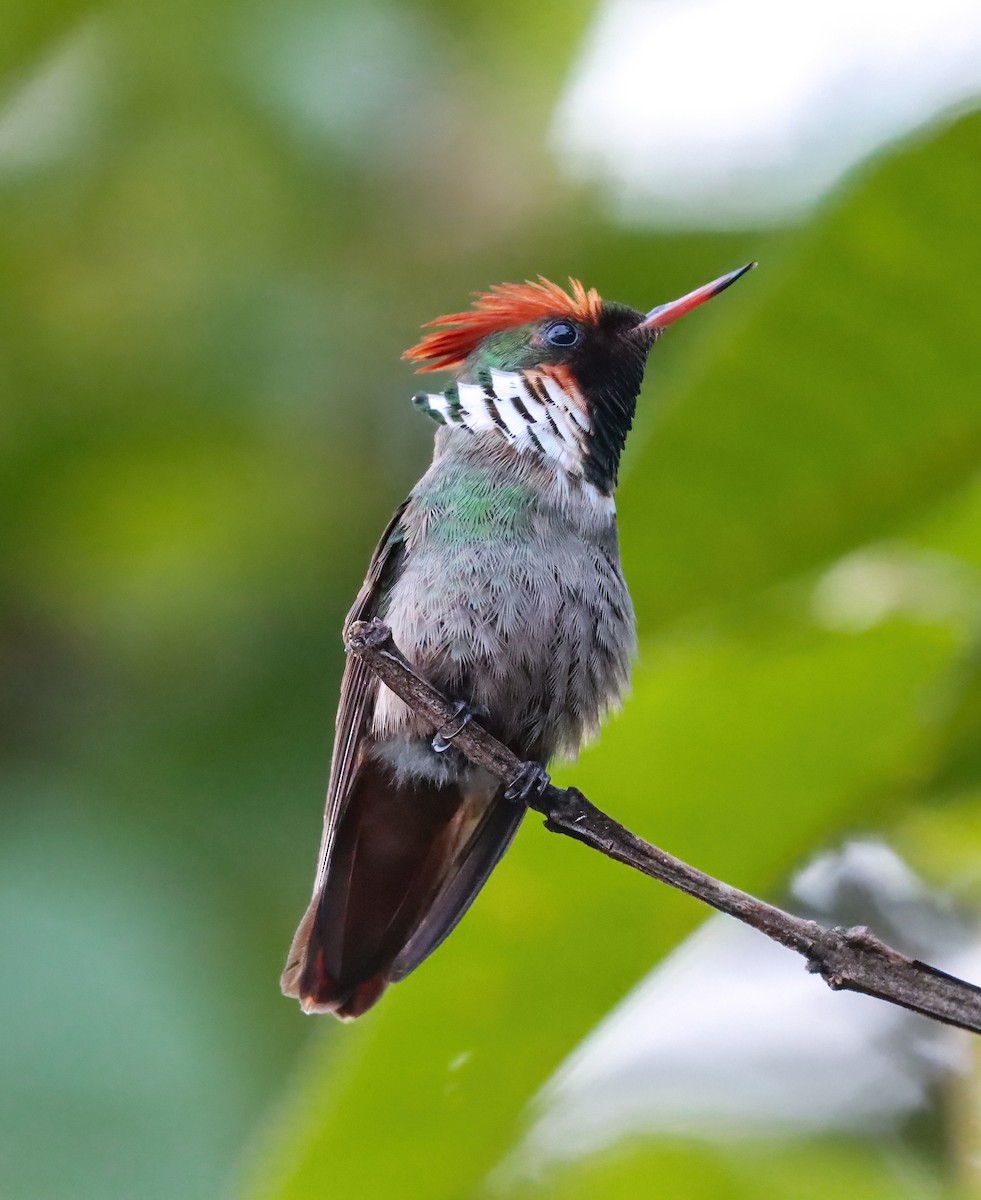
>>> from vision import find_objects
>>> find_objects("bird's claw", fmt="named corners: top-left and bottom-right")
top-left (504, 761), bottom-right (550, 804)
top-left (432, 701), bottom-right (488, 753)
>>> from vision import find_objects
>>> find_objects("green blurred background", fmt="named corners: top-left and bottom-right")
top-left (2, 1), bottom-right (981, 1197)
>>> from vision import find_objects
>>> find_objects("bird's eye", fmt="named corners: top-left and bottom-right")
top-left (542, 321), bottom-right (580, 348)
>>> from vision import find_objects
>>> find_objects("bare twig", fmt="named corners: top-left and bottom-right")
top-left (347, 618), bottom-right (981, 1035)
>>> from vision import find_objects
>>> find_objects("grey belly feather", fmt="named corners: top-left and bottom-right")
top-left (371, 434), bottom-right (636, 774)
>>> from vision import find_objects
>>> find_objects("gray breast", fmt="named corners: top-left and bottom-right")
top-left (373, 434), bottom-right (636, 762)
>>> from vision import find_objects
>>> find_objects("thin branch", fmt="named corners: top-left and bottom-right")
top-left (346, 618), bottom-right (981, 1035)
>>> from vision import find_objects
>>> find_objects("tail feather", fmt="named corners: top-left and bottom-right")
top-left (281, 755), bottom-right (515, 1017)
top-left (391, 795), bottom-right (524, 981)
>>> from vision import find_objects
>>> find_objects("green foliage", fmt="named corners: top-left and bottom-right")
top-left (245, 107), bottom-right (981, 1200)
top-left (249, 619), bottom-right (957, 1200)
top-left (2, 4), bottom-right (981, 1200)
top-left (504, 1137), bottom-right (950, 1200)
top-left (620, 115), bottom-right (981, 625)
top-left (246, 108), bottom-right (981, 1200)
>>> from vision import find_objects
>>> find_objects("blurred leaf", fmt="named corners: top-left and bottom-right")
top-left (901, 478), bottom-right (981, 796)
top-left (0, 803), bottom-right (285, 1200)
top-left (922, 644), bottom-right (981, 796)
top-left (245, 108), bottom-right (981, 1200)
top-left (860, 467), bottom-right (981, 898)
top-left (501, 1136), bottom-right (951, 1200)
top-left (246, 614), bottom-right (956, 1200)
top-left (4, 1), bottom-right (981, 1197)
top-left (619, 114), bottom-right (981, 627)
top-left (0, 0), bottom-right (96, 86)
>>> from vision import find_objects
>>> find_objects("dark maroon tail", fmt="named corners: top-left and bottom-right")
top-left (281, 757), bottom-right (522, 1018)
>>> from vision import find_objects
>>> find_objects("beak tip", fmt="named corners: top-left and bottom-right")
top-left (643, 259), bottom-right (758, 330)
top-left (725, 261), bottom-right (757, 287)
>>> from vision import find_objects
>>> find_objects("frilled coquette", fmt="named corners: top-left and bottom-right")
top-left (282, 265), bottom-right (755, 1018)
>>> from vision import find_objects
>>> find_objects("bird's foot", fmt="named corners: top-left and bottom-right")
top-left (504, 761), bottom-right (551, 804)
top-left (432, 701), bottom-right (489, 754)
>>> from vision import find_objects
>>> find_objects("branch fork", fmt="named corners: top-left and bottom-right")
top-left (346, 617), bottom-right (981, 1034)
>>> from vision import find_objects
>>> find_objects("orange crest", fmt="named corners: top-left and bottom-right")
top-left (403, 276), bottom-right (602, 373)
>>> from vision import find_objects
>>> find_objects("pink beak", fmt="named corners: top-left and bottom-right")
top-left (641, 261), bottom-right (756, 331)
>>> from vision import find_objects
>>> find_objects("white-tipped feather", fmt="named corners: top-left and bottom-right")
top-left (427, 369), bottom-right (594, 480)
top-left (456, 382), bottom-right (498, 432)
top-left (488, 369), bottom-right (525, 402)
top-left (545, 403), bottom-right (583, 450)
top-left (518, 387), bottom-right (550, 424)
top-left (496, 395), bottom-right (534, 440)
top-left (529, 425), bottom-right (569, 465)
top-left (540, 373), bottom-right (573, 410)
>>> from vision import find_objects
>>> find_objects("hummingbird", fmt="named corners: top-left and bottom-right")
top-left (281, 262), bottom-right (755, 1018)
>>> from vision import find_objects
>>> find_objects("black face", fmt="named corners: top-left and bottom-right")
top-left (548, 303), bottom-right (656, 492)
top-left (463, 301), bottom-right (656, 493)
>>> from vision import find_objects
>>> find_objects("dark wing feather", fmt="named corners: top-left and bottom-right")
top-left (309, 499), bottom-right (409, 897)
top-left (283, 496), bottom-right (528, 1017)
top-left (389, 790), bottom-right (525, 981)
top-left (281, 501), bottom-right (408, 1000)
top-left (310, 758), bottom-right (465, 1016)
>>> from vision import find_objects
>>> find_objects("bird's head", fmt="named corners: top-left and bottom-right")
top-left (405, 263), bottom-right (755, 493)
